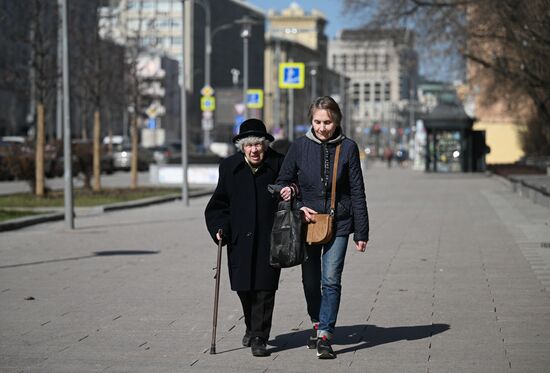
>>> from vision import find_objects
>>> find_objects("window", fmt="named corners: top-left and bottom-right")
top-left (352, 83), bottom-right (360, 112)
top-left (384, 82), bottom-right (391, 101)
top-left (157, 1), bottom-right (171, 11)
top-left (332, 55), bottom-right (337, 69)
top-left (171, 36), bottom-right (182, 45)
top-left (127, 19), bottom-right (140, 30)
top-left (352, 54), bottom-right (358, 71)
top-left (373, 54), bottom-right (379, 71)
top-left (364, 83), bottom-right (371, 102)
top-left (363, 53), bottom-right (369, 71)
top-left (352, 83), bottom-right (360, 99)
top-left (374, 82), bottom-right (381, 102)
top-left (340, 54), bottom-right (347, 72)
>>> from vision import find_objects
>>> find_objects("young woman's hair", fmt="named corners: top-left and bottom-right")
top-left (307, 96), bottom-right (342, 126)
top-left (234, 136), bottom-right (269, 152)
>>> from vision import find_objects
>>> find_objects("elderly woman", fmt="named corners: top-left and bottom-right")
top-left (277, 96), bottom-right (369, 359)
top-left (205, 118), bottom-right (291, 357)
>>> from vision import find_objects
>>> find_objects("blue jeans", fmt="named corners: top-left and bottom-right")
top-left (301, 235), bottom-right (348, 338)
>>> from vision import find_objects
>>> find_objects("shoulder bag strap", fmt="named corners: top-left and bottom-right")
top-left (329, 144), bottom-right (341, 216)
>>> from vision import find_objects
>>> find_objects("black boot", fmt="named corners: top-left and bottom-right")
top-left (242, 331), bottom-right (251, 347)
top-left (250, 337), bottom-right (269, 357)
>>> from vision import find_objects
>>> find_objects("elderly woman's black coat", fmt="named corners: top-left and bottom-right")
top-left (205, 148), bottom-right (284, 291)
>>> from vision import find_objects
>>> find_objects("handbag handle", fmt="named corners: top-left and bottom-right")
top-left (329, 144), bottom-right (342, 216)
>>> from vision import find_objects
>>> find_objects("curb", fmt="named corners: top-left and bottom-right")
top-left (0, 188), bottom-right (214, 233)
top-left (489, 172), bottom-right (550, 209)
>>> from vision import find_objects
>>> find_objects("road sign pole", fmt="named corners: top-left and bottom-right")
top-left (288, 88), bottom-right (294, 142)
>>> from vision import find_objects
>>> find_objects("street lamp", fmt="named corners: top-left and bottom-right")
top-left (180, 0), bottom-right (189, 206)
top-left (61, 0), bottom-right (74, 228)
top-left (308, 62), bottom-right (319, 101)
top-left (235, 16), bottom-right (254, 120)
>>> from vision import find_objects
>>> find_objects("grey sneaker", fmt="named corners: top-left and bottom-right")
top-left (307, 323), bottom-right (318, 349)
top-left (316, 336), bottom-right (336, 359)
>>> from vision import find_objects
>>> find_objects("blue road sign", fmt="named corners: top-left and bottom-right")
top-left (147, 118), bottom-right (157, 129)
top-left (246, 89), bottom-right (263, 109)
top-left (234, 115), bottom-right (244, 135)
top-left (279, 62), bottom-right (305, 89)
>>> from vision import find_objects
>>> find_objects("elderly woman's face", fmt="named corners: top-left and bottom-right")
top-left (243, 141), bottom-right (265, 166)
top-left (312, 109), bottom-right (337, 141)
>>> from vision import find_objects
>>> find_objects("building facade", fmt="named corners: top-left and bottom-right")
top-left (100, 0), bottom-right (266, 149)
top-left (328, 28), bottom-right (418, 153)
top-left (264, 3), bottom-right (348, 140)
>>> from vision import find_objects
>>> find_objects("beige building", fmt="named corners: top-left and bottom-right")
top-left (465, 65), bottom-right (527, 164)
top-left (264, 3), bottom-right (347, 139)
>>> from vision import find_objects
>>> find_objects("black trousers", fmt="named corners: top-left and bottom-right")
top-left (237, 290), bottom-right (276, 341)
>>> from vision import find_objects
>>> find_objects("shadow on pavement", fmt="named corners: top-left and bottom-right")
top-left (269, 323), bottom-right (450, 354)
top-left (0, 250), bottom-right (160, 269)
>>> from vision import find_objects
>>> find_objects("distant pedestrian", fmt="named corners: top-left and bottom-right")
top-left (204, 119), bottom-right (292, 357)
top-left (276, 96), bottom-right (369, 359)
top-left (384, 145), bottom-right (394, 168)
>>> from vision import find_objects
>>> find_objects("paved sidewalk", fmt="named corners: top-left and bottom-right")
top-left (1, 163), bottom-right (550, 372)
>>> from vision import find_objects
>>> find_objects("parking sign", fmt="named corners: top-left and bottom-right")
top-left (246, 89), bottom-right (264, 109)
top-left (279, 62), bottom-right (305, 89)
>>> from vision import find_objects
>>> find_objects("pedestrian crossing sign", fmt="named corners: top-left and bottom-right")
top-left (279, 62), bottom-right (305, 89)
top-left (246, 89), bottom-right (264, 109)
top-left (201, 96), bottom-right (216, 112)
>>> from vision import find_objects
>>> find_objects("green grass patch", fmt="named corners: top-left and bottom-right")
top-left (0, 209), bottom-right (43, 222)
top-left (0, 187), bottom-right (181, 208)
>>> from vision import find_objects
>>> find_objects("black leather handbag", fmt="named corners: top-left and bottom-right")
top-left (269, 198), bottom-right (307, 269)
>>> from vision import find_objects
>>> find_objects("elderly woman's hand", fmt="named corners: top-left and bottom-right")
top-left (280, 186), bottom-right (292, 201)
top-left (300, 206), bottom-right (318, 223)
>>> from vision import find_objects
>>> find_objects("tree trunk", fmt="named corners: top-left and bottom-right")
top-left (93, 110), bottom-right (101, 192)
top-left (130, 114), bottom-right (138, 190)
top-left (35, 102), bottom-right (45, 197)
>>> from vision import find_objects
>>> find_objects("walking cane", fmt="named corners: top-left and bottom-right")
top-left (210, 229), bottom-right (223, 354)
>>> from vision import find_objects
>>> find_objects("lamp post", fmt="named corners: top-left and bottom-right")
top-left (61, 0), bottom-right (74, 228)
top-left (180, 0), bottom-right (189, 206)
top-left (308, 62), bottom-right (318, 101)
top-left (194, 0), bottom-right (211, 87)
top-left (236, 16), bottom-right (254, 120)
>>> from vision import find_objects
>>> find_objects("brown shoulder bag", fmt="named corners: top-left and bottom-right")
top-left (305, 143), bottom-right (341, 245)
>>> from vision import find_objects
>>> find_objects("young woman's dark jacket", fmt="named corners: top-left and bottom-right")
top-left (276, 127), bottom-right (369, 242)
top-left (205, 148), bottom-right (284, 291)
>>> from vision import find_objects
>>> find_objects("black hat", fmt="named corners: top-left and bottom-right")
top-left (233, 118), bottom-right (274, 143)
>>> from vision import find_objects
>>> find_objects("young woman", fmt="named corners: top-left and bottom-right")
top-left (277, 96), bottom-right (369, 359)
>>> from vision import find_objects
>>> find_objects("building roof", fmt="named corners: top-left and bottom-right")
top-left (422, 102), bottom-right (474, 131)
top-left (230, 0), bottom-right (266, 17)
top-left (338, 28), bottom-right (413, 45)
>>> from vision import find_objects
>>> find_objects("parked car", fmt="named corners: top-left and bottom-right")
top-left (112, 143), bottom-right (153, 171)
top-left (55, 140), bottom-right (115, 177)
top-left (150, 141), bottom-right (182, 164)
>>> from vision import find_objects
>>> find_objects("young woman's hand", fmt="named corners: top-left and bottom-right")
top-left (300, 207), bottom-right (318, 222)
top-left (355, 240), bottom-right (367, 252)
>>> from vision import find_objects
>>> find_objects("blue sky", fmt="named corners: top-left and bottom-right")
top-left (245, 0), bottom-right (462, 81)
top-left (246, 0), bottom-right (363, 39)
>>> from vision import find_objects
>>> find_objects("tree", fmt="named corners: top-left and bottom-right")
top-left (1, 1), bottom-right (57, 196)
top-left (343, 0), bottom-right (550, 154)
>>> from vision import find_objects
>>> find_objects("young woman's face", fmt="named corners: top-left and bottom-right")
top-left (243, 142), bottom-right (265, 166)
top-left (312, 109), bottom-right (337, 141)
